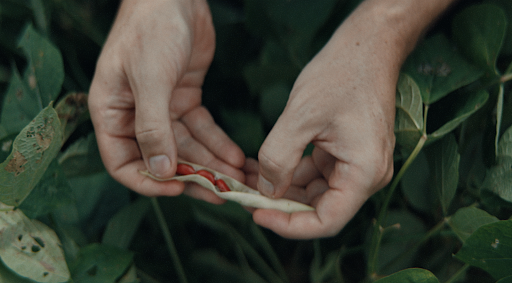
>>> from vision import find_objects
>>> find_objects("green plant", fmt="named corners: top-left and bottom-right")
top-left (0, 0), bottom-right (511, 282)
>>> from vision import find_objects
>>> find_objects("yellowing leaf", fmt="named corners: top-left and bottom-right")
top-left (0, 202), bottom-right (70, 282)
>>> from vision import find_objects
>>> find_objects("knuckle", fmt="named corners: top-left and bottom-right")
top-left (258, 149), bottom-right (290, 174)
top-left (135, 127), bottom-right (166, 146)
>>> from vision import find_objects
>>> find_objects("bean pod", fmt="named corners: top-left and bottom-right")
top-left (140, 161), bottom-right (314, 213)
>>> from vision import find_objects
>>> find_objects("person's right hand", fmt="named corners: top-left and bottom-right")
top-left (250, 0), bottom-right (458, 238)
top-left (88, 0), bottom-right (245, 203)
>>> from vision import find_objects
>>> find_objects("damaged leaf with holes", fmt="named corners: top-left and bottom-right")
top-left (0, 202), bottom-right (70, 282)
top-left (402, 34), bottom-right (483, 105)
top-left (455, 220), bottom-right (512, 280)
top-left (0, 105), bottom-right (63, 206)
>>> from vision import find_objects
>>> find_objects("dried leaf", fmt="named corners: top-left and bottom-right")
top-left (0, 202), bottom-right (70, 283)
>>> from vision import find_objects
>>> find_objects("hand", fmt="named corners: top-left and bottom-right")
top-left (252, 0), bottom-right (455, 238)
top-left (88, 0), bottom-right (245, 202)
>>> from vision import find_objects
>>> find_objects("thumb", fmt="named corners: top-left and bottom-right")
top-left (257, 113), bottom-right (313, 198)
top-left (134, 78), bottom-right (178, 179)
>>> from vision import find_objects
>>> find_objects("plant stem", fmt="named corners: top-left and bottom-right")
top-left (150, 197), bottom-right (188, 283)
top-left (366, 133), bottom-right (428, 279)
top-left (495, 83), bottom-right (504, 157)
top-left (501, 72), bottom-right (512, 83)
top-left (445, 264), bottom-right (470, 283)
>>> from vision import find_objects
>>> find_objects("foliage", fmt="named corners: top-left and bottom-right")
top-left (0, 0), bottom-right (511, 282)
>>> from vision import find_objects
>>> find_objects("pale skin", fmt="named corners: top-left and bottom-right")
top-left (89, 0), bottom-right (457, 239)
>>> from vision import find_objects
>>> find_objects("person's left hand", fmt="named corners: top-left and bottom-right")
top-left (88, 0), bottom-right (245, 203)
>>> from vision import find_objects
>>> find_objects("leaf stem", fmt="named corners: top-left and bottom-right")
top-left (444, 264), bottom-right (470, 283)
top-left (423, 104), bottom-right (429, 136)
top-left (495, 83), bottom-right (504, 158)
top-left (367, 133), bottom-right (428, 279)
top-left (501, 72), bottom-right (512, 83)
top-left (150, 197), bottom-right (188, 283)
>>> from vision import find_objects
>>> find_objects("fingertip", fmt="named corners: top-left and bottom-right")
top-left (257, 174), bottom-right (275, 198)
top-left (148, 154), bottom-right (172, 178)
top-left (257, 125), bottom-right (311, 198)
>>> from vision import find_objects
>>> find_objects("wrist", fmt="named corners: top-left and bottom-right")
top-left (327, 0), bottom-right (457, 68)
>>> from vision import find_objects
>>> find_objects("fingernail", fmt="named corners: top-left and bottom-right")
top-left (149, 155), bottom-right (171, 177)
top-left (258, 175), bottom-right (275, 198)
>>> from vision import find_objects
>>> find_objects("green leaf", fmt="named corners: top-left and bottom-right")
top-left (498, 124), bottom-right (512, 158)
top-left (193, 207), bottom-right (285, 283)
top-left (483, 156), bottom-right (512, 202)
top-left (425, 134), bottom-right (460, 215)
top-left (483, 125), bottom-right (512, 202)
top-left (0, 202), bottom-right (70, 283)
top-left (497, 275), bottom-right (512, 283)
top-left (243, 61), bottom-right (299, 95)
top-left (18, 160), bottom-right (73, 219)
top-left (57, 133), bottom-right (104, 177)
top-left (402, 34), bottom-right (483, 104)
top-left (0, 105), bottom-right (63, 206)
top-left (374, 268), bottom-right (439, 283)
top-left (30, 0), bottom-right (48, 34)
top-left (221, 109), bottom-right (265, 157)
top-left (428, 89), bottom-right (489, 142)
top-left (70, 243), bottom-right (133, 283)
top-left (0, 67), bottom-right (40, 135)
top-left (455, 220), bottom-right (512, 280)
top-left (1, 24), bottom-right (64, 135)
top-left (310, 240), bottom-right (341, 283)
top-left (448, 206), bottom-right (499, 242)
top-left (394, 74), bottom-right (424, 149)
top-left (259, 83), bottom-right (290, 125)
top-left (18, 24), bottom-right (64, 107)
top-left (401, 150), bottom-right (434, 213)
top-left (485, 0), bottom-right (512, 57)
top-left (0, 125), bottom-right (8, 141)
top-left (0, 134), bottom-right (15, 163)
top-left (102, 197), bottom-right (150, 249)
top-left (452, 4), bottom-right (507, 74)
top-left (374, 211), bottom-right (426, 274)
top-left (190, 250), bottom-right (268, 283)
top-left (244, 0), bottom-right (338, 65)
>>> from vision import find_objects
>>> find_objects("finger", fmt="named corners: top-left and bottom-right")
top-left (253, 188), bottom-right (367, 239)
top-left (182, 183), bottom-right (226, 205)
top-left (257, 111), bottom-right (316, 198)
top-left (282, 178), bottom-right (329, 206)
top-left (290, 156), bottom-right (322, 187)
top-left (243, 158), bottom-right (259, 189)
top-left (243, 158), bottom-right (259, 175)
top-left (173, 121), bottom-right (245, 182)
top-left (311, 147), bottom-right (337, 180)
top-left (181, 106), bottom-right (245, 168)
top-left (131, 66), bottom-right (179, 179)
top-left (95, 131), bottom-right (185, 197)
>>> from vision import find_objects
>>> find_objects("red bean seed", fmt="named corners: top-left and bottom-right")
top-left (196, 170), bottom-right (215, 184)
top-left (215, 179), bottom-right (231, 192)
top-left (176, 164), bottom-right (195, 175)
